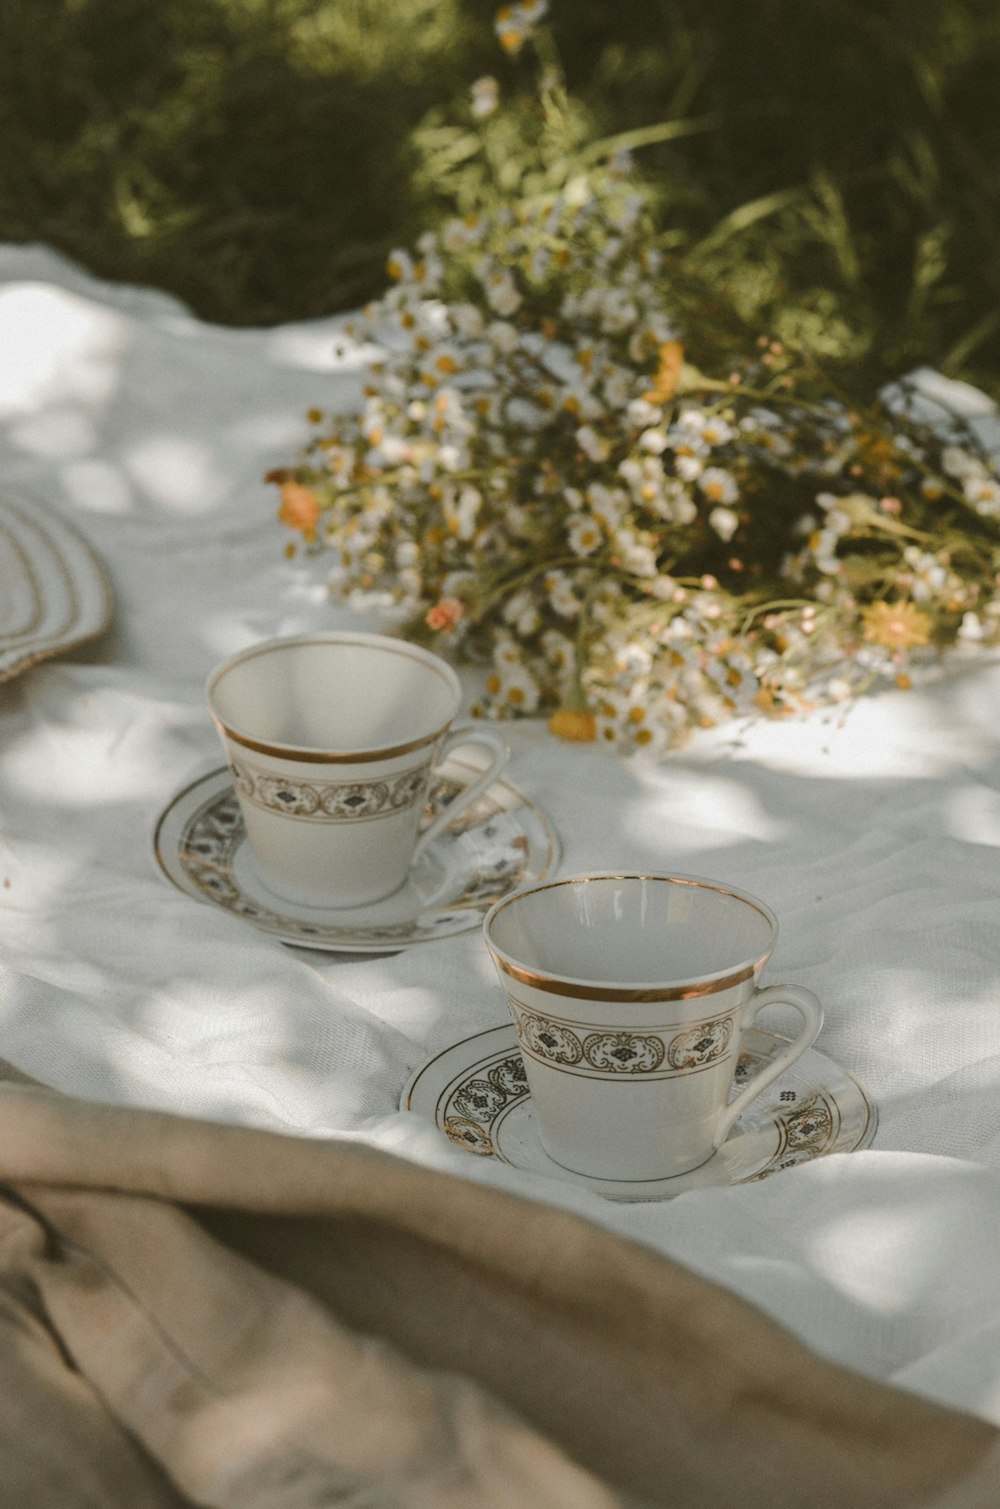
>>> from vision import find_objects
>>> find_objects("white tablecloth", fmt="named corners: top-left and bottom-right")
top-left (3, 243), bottom-right (1000, 1431)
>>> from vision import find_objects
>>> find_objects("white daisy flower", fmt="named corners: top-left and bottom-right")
top-left (544, 569), bottom-right (582, 618)
top-left (586, 482), bottom-right (626, 530)
top-left (450, 302), bottom-right (485, 339)
top-left (470, 76), bottom-right (499, 119)
top-left (576, 425), bottom-right (611, 462)
top-left (486, 320), bottom-right (519, 354)
top-left (478, 262), bottom-right (522, 316)
top-left (942, 445), bottom-right (984, 480)
top-left (490, 662), bottom-right (541, 713)
top-left (699, 467), bottom-right (739, 505)
top-left (699, 417), bottom-right (735, 447)
top-left (675, 453), bottom-right (704, 483)
top-left (708, 506), bottom-right (739, 542)
top-left (965, 476), bottom-right (1000, 516)
top-left (567, 514), bottom-right (603, 556)
top-left (627, 398), bottom-right (662, 429)
top-left (614, 529), bottom-right (658, 577)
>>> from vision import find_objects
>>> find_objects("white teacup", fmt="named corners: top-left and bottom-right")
top-left (207, 632), bottom-right (509, 908)
top-left (483, 872), bottom-right (823, 1181)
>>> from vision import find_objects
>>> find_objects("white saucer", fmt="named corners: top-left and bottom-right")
top-left (0, 493), bottom-right (113, 682)
top-left (402, 1023), bottom-right (877, 1201)
top-left (153, 755), bottom-right (560, 952)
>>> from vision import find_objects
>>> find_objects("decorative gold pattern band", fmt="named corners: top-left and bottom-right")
top-left (509, 998), bottom-right (735, 1078)
top-left (230, 755), bottom-right (431, 822)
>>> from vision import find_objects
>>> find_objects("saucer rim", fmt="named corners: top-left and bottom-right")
top-left (402, 1022), bottom-right (879, 1201)
top-left (0, 492), bottom-right (114, 683)
top-left (152, 758), bottom-right (560, 952)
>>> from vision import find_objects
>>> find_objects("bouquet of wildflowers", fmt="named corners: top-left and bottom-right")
top-left (271, 1), bottom-right (1000, 752)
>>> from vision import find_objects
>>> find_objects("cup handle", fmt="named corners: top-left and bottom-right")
top-left (411, 724), bottom-right (511, 862)
top-left (712, 984), bottom-right (824, 1150)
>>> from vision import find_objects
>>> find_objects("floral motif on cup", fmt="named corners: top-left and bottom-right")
top-left (519, 1013), bottom-right (584, 1066)
top-left (257, 774), bottom-right (322, 816)
top-left (510, 999), bottom-right (736, 1078)
top-left (666, 1017), bottom-right (734, 1070)
top-left (229, 758), bottom-right (430, 822)
top-left (582, 1031), bottom-right (665, 1073)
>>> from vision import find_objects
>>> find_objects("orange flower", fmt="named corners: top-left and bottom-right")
top-left (644, 340), bottom-right (684, 403)
top-left (548, 706), bottom-right (597, 742)
top-left (861, 600), bottom-right (932, 651)
top-left (278, 482), bottom-right (321, 539)
top-left (495, 5), bottom-right (523, 52)
top-left (425, 597), bottom-right (465, 633)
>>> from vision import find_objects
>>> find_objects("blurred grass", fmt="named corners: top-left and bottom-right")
top-left (3, 0), bottom-right (1000, 395)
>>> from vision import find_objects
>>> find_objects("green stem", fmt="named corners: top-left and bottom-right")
top-left (571, 574), bottom-right (604, 706)
top-left (739, 597), bottom-right (820, 635)
top-left (471, 554), bottom-right (607, 616)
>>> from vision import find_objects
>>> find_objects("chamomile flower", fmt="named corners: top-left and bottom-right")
top-left (699, 416), bottom-right (736, 448)
top-left (443, 485), bottom-right (482, 541)
top-left (965, 475), bottom-right (1000, 517)
top-left (479, 263), bottom-right (522, 317)
top-left (586, 483), bottom-right (626, 531)
top-left (942, 445), bottom-right (983, 481)
top-left (699, 467), bottom-right (739, 506)
top-left (708, 506), bottom-right (739, 542)
top-left (613, 529), bottom-right (658, 577)
top-left (450, 303), bottom-right (486, 340)
top-left (674, 453), bottom-right (705, 483)
top-left (567, 513), bottom-right (603, 556)
top-left (486, 659), bottom-right (541, 713)
top-left (703, 652), bottom-right (758, 713)
top-left (503, 588), bottom-right (541, 637)
top-left (486, 320), bottom-right (519, 355)
top-left (900, 546), bottom-right (949, 603)
top-left (541, 629), bottom-right (577, 677)
top-left (627, 398), bottom-right (662, 429)
top-left (576, 425), bottom-right (611, 462)
top-left (494, 0), bottom-right (548, 55)
top-left (544, 569), bottom-right (582, 618)
top-left (385, 248), bottom-right (414, 283)
top-left (470, 76), bottom-right (500, 119)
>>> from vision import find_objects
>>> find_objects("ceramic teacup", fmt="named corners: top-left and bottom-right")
top-left (207, 632), bottom-right (509, 908)
top-left (483, 872), bottom-right (823, 1181)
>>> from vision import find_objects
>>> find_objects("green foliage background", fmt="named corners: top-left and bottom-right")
top-left (4, 0), bottom-right (1000, 397)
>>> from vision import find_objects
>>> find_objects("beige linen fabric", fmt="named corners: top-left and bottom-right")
top-left (0, 1070), bottom-right (996, 1509)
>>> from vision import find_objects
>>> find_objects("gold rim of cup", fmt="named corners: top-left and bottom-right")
top-left (482, 871), bottom-right (778, 1002)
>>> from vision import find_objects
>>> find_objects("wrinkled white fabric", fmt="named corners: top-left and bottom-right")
top-left (3, 242), bottom-right (1000, 1471)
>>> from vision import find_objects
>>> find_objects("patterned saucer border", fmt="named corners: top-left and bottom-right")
top-left (153, 759), bottom-right (560, 952)
top-left (402, 1023), bottom-right (878, 1202)
top-left (0, 494), bottom-right (113, 682)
